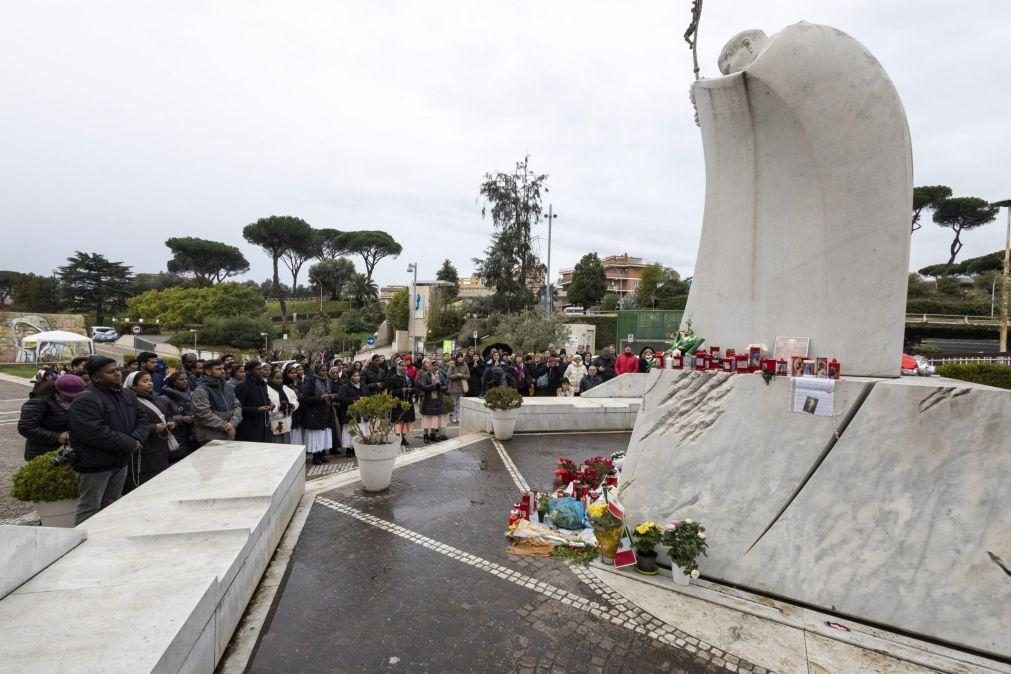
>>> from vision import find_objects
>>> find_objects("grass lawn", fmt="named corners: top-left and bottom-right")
top-left (0, 364), bottom-right (40, 380)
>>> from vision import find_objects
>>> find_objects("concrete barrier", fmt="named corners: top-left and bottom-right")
top-left (579, 373), bottom-right (649, 399)
top-left (0, 526), bottom-right (86, 600)
top-left (0, 440), bottom-right (305, 673)
top-left (460, 396), bottom-right (639, 434)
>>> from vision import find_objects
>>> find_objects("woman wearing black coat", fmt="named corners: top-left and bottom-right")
top-left (416, 359), bottom-right (448, 443)
top-left (300, 368), bottom-right (334, 464)
top-left (336, 370), bottom-right (368, 455)
top-left (385, 362), bottom-right (416, 446)
top-left (234, 361), bottom-right (273, 443)
top-left (156, 371), bottom-right (195, 461)
top-left (18, 374), bottom-right (84, 460)
top-left (466, 355), bottom-right (484, 397)
top-left (123, 371), bottom-right (172, 494)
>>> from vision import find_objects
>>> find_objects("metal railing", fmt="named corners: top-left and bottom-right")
top-left (905, 314), bottom-right (1001, 326)
top-left (924, 352), bottom-right (1011, 366)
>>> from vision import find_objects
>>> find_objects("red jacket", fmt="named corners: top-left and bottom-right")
top-left (615, 353), bottom-right (639, 375)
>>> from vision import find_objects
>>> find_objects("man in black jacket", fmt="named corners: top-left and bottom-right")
top-left (68, 357), bottom-right (149, 525)
top-left (234, 360), bottom-right (273, 443)
top-left (363, 355), bottom-right (387, 395)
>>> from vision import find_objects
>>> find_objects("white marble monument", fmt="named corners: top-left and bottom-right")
top-left (684, 22), bottom-right (913, 376)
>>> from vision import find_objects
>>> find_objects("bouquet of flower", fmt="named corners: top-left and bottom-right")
top-left (632, 521), bottom-right (664, 554)
top-left (553, 457), bottom-right (579, 489)
top-left (586, 501), bottom-right (622, 532)
top-left (583, 455), bottom-right (614, 478)
top-left (660, 519), bottom-right (708, 578)
top-left (578, 466), bottom-right (602, 489)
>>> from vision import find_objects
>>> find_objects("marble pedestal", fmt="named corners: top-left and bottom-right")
top-left (0, 525), bottom-right (86, 600)
top-left (459, 396), bottom-right (639, 434)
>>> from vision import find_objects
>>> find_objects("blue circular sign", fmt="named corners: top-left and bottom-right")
top-left (366, 336), bottom-right (376, 345)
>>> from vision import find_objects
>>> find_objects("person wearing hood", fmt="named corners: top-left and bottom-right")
top-left (283, 364), bottom-right (304, 446)
top-left (19, 373), bottom-right (84, 461)
top-left (336, 369), bottom-right (368, 456)
top-left (68, 357), bottom-right (149, 524)
top-left (266, 368), bottom-right (299, 444)
top-left (300, 365), bottom-right (335, 464)
top-left (122, 370), bottom-right (174, 494)
top-left (385, 359), bottom-right (416, 446)
top-left (615, 345), bottom-right (639, 376)
top-left (156, 371), bottom-right (195, 462)
top-left (638, 347), bottom-right (661, 372)
top-left (225, 363), bottom-right (246, 396)
top-left (234, 360), bottom-right (274, 443)
top-left (592, 346), bottom-right (618, 381)
top-left (191, 359), bottom-right (242, 445)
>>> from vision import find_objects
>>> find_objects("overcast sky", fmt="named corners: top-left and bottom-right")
top-left (1, 1), bottom-right (1008, 291)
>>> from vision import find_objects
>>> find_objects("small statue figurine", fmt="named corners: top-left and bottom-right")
top-left (666, 319), bottom-right (706, 357)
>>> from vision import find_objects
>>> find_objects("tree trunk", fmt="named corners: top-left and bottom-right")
top-left (947, 226), bottom-right (963, 266)
top-left (274, 257), bottom-right (287, 327)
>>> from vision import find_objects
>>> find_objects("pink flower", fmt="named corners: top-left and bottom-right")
top-left (666, 519), bottom-right (680, 530)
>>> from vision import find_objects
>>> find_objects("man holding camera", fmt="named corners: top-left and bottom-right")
top-left (67, 356), bottom-right (149, 525)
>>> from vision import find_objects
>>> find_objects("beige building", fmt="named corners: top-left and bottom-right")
top-left (457, 275), bottom-right (493, 299)
top-left (379, 284), bottom-right (408, 306)
top-left (558, 253), bottom-right (649, 300)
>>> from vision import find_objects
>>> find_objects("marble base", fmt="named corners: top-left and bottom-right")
top-left (620, 369), bottom-right (1011, 658)
top-left (580, 373), bottom-right (649, 399)
top-left (460, 396), bottom-right (639, 434)
top-left (0, 525), bottom-right (86, 600)
top-left (0, 441), bottom-right (305, 673)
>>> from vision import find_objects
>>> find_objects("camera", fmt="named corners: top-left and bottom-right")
top-left (51, 445), bottom-right (78, 468)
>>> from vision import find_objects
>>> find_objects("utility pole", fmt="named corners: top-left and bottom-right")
top-left (407, 263), bottom-right (418, 357)
top-left (994, 199), bottom-right (1011, 353)
top-left (544, 204), bottom-right (557, 316)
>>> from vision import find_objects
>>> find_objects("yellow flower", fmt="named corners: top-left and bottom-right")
top-left (635, 521), bottom-right (658, 535)
top-left (587, 503), bottom-right (608, 519)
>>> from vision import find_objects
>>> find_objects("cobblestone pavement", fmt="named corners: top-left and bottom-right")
top-left (251, 434), bottom-right (757, 672)
top-left (0, 379), bottom-right (34, 520)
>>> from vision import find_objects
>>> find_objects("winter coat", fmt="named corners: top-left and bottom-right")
top-left (123, 390), bottom-right (172, 492)
top-left (234, 376), bottom-right (273, 443)
top-left (416, 369), bottom-right (447, 416)
top-left (615, 353), bottom-right (640, 376)
top-left (385, 370), bottom-right (416, 424)
top-left (482, 362), bottom-right (515, 392)
top-left (363, 366), bottom-right (387, 395)
top-left (579, 374), bottom-right (603, 394)
top-left (191, 376), bottom-right (242, 443)
top-left (446, 362), bottom-right (470, 395)
top-left (18, 394), bottom-right (70, 461)
top-left (336, 381), bottom-right (368, 426)
top-left (562, 363), bottom-right (588, 391)
top-left (536, 363), bottom-right (563, 396)
top-left (467, 359), bottom-right (484, 396)
top-left (155, 386), bottom-right (194, 461)
top-left (67, 385), bottom-right (149, 474)
top-left (591, 352), bottom-right (617, 381)
top-left (267, 384), bottom-right (299, 436)
top-left (299, 375), bottom-right (333, 431)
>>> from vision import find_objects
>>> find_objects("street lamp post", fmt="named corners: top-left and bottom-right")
top-left (189, 329), bottom-right (197, 353)
top-left (260, 332), bottom-right (269, 355)
top-left (544, 204), bottom-right (557, 316)
top-left (407, 263), bottom-right (418, 357)
top-left (992, 199), bottom-right (1011, 353)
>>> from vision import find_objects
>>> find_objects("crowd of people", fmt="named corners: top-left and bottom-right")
top-left (17, 343), bottom-right (656, 525)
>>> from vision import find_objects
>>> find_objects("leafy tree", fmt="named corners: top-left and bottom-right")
top-left (127, 282), bottom-right (266, 330)
top-left (342, 231), bottom-right (402, 283)
top-left (475, 156), bottom-right (546, 313)
top-left (165, 237), bottom-right (249, 283)
top-left (497, 309), bottom-right (569, 354)
top-left (308, 257), bottom-right (356, 300)
top-left (243, 215), bottom-right (314, 326)
top-left (170, 315), bottom-right (274, 350)
top-left (911, 185), bottom-right (952, 233)
top-left (600, 293), bottom-right (619, 312)
top-left (385, 287), bottom-right (409, 331)
top-left (918, 262), bottom-right (959, 278)
top-left (280, 233), bottom-right (319, 291)
top-left (427, 288), bottom-right (464, 340)
top-left (933, 197), bottom-right (999, 266)
top-left (130, 272), bottom-right (187, 295)
top-left (963, 250), bottom-right (1005, 275)
top-left (936, 276), bottom-right (964, 297)
top-left (12, 273), bottom-right (60, 313)
top-left (618, 293), bottom-right (639, 310)
top-left (57, 252), bottom-right (133, 324)
top-left (906, 273), bottom-right (933, 299)
top-left (0, 270), bottom-right (22, 305)
top-left (344, 272), bottom-right (379, 308)
top-left (567, 253), bottom-right (607, 308)
top-left (436, 259), bottom-right (460, 301)
top-left (339, 308), bottom-right (371, 334)
top-left (635, 264), bottom-right (688, 309)
top-left (316, 228), bottom-right (348, 260)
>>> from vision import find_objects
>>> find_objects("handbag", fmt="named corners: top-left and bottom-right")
top-left (461, 380), bottom-right (469, 394)
top-left (139, 398), bottom-right (181, 452)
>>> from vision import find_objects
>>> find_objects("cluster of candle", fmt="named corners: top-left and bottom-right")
top-left (668, 346), bottom-right (841, 379)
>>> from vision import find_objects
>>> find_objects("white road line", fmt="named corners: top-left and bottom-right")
top-left (491, 438), bottom-right (530, 493)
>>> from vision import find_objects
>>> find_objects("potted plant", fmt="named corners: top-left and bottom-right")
top-left (348, 393), bottom-right (410, 492)
top-left (631, 521), bottom-right (664, 575)
top-left (536, 493), bottom-right (550, 524)
top-left (483, 386), bottom-right (522, 440)
top-left (661, 519), bottom-right (708, 585)
top-left (586, 500), bottom-right (624, 562)
top-left (10, 451), bottom-right (79, 527)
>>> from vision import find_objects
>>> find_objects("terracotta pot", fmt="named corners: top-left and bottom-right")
top-left (593, 526), bottom-right (622, 562)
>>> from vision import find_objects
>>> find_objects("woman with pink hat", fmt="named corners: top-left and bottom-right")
top-left (18, 373), bottom-right (85, 461)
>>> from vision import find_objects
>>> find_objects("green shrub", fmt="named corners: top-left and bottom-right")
top-left (347, 393), bottom-right (408, 444)
top-left (483, 385), bottom-right (523, 410)
top-left (10, 452), bottom-right (79, 502)
top-left (905, 299), bottom-right (992, 316)
top-left (936, 363), bottom-right (1011, 390)
top-left (127, 282), bottom-right (266, 330)
top-left (170, 316), bottom-right (274, 350)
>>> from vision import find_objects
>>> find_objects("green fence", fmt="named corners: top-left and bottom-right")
top-left (615, 310), bottom-right (685, 352)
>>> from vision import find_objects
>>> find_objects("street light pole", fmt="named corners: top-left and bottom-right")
top-left (261, 332), bottom-right (269, 355)
top-left (407, 263), bottom-right (418, 357)
top-left (544, 204), bottom-right (557, 316)
top-left (190, 329), bottom-right (197, 353)
top-left (993, 199), bottom-right (1011, 353)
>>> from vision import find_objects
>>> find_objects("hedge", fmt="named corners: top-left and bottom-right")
top-left (266, 299), bottom-right (349, 319)
top-left (905, 299), bottom-right (992, 316)
top-left (936, 363), bottom-right (1011, 390)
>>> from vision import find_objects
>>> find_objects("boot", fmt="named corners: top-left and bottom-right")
top-left (423, 432), bottom-right (431, 444)
top-left (345, 447), bottom-right (355, 458)
top-left (318, 453), bottom-right (329, 464)
top-left (401, 436), bottom-right (409, 446)
top-left (311, 453), bottom-right (323, 465)
top-left (329, 447), bottom-right (340, 455)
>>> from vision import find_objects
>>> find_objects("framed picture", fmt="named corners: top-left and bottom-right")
top-left (773, 337), bottom-right (810, 362)
top-left (802, 359), bottom-right (816, 377)
top-left (791, 355), bottom-right (806, 377)
top-left (816, 357), bottom-right (829, 378)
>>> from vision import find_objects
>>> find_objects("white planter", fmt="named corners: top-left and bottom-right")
top-left (490, 408), bottom-right (518, 440)
top-left (672, 566), bottom-right (692, 586)
top-left (34, 499), bottom-right (77, 528)
top-left (352, 438), bottom-right (400, 492)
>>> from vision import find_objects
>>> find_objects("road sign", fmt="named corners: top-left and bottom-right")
top-left (472, 330), bottom-right (478, 340)
top-left (627, 333), bottom-right (634, 343)
top-left (282, 334), bottom-right (288, 340)
top-left (366, 336), bottom-right (376, 346)
top-left (131, 325), bottom-right (142, 335)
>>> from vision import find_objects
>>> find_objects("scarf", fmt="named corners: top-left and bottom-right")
top-left (268, 381), bottom-right (289, 406)
top-left (513, 364), bottom-right (525, 387)
top-left (313, 374), bottom-right (331, 398)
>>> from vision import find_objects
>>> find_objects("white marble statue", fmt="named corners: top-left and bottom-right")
top-left (683, 22), bottom-right (913, 376)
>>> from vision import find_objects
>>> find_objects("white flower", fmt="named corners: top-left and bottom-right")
top-left (684, 518), bottom-right (694, 524)
top-left (698, 532), bottom-right (706, 539)
top-left (690, 569), bottom-right (700, 579)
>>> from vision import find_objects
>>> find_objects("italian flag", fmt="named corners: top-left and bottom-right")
top-left (613, 525), bottom-right (637, 568)
top-left (603, 488), bottom-right (624, 521)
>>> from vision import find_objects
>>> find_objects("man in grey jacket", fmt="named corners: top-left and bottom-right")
top-left (191, 359), bottom-right (242, 445)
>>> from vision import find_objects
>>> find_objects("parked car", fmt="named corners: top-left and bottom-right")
top-left (91, 326), bottom-right (118, 342)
